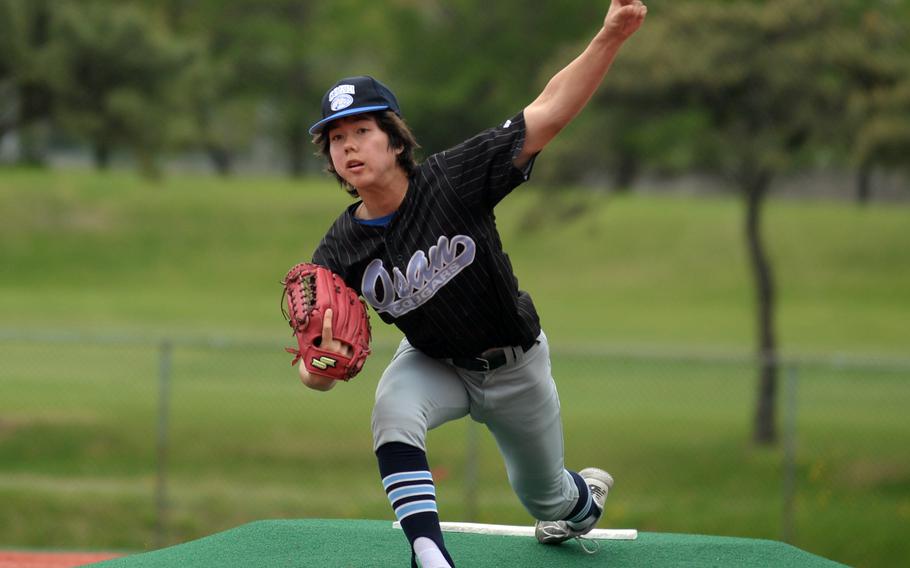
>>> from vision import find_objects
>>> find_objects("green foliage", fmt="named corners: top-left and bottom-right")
top-left (0, 0), bottom-right (56, 162)
top-left (203, 0), bottom-right (324, 175)
top-left (853, 78), bottom-right (910, 167)
top-left (604, 0), bottom-right (854, 184)
top-left (373, 0), bottom-right (602, 154)
top-left (847, 7), bottom-right (910, 171)
top-left (3, 0), bottom-right (908, 182)
top-left (48, 1), bottom-right (196, 176)
top-left (544, 0), bottom-right (910, 191)
top-left (163, 4), bottom-right (262, 175)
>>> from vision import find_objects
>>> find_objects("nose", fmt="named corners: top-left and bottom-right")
top-left (343, 136), bottom-right (357, 153)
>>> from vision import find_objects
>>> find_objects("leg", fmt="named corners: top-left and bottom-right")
top-left (373, 340), bottom-right (469, 567)
top-left (469, 333), bottom-right (578, 520)
top-left (468, 332), bottom-right (610, 541)
top-left (372, 339), bottom-right (471, 452)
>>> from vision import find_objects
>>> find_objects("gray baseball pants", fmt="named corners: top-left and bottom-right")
top-left (371, 331), bottom-right (580, 522)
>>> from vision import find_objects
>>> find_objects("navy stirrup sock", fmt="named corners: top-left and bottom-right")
top-left (565, 470), bottom-right (601, 525)
top-left (377, 442), bottom-right (454, 567)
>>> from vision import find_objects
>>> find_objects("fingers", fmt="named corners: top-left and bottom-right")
top-left (622, 1), bottom-right (647, 16)
top-left (608, 0), bottom-right (647, 33)
top-left (322, 308), bottom-right (334, 344)
top-left (321, 308), bottom-right (354, 357)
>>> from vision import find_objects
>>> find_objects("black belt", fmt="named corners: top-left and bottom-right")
top-left (449, 340), bottom-right (537, 372)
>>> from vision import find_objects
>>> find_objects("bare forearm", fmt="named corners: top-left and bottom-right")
top-left (517, 1), bottom-right (647, 167)
top-left (526, 31), bottom-right (625, 144)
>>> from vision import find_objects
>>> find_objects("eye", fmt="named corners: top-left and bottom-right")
top-left (330, 133), bottom-right (343, 143)
top-left (357, 126), bottom-right (370, 134)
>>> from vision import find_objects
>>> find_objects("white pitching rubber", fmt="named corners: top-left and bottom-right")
top-left (392, 521), bottom-right (638, 540)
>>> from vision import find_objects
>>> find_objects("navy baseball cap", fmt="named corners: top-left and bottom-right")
top-left (309, 75), bottom-right (401, 135)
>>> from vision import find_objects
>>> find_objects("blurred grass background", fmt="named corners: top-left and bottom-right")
top-left (2, 168), bottom-right (907, 351)
top-left (1, 169), bottom-right (908, 567)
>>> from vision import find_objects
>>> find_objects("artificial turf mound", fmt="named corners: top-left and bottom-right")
top-left (90, 519), bottom-right (848, 567)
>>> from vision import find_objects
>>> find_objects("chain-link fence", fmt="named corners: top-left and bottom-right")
top-left (1, 331), bottom-right (908, 566)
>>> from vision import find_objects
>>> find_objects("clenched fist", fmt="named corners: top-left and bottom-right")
top-left (604, 0), bottom-right (648, 41)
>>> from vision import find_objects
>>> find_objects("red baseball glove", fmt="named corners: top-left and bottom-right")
top-left (281, 263), bottom-right (372, 380)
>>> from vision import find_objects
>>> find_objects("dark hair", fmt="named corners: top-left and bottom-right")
top-left (312, 110), bottom-right (420, 198)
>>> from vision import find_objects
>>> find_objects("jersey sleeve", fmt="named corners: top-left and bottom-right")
top-left (439, 111), bottom-right (538, 209)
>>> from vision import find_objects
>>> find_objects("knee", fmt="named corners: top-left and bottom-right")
top-left (371, 396), bottom-right (428, 451)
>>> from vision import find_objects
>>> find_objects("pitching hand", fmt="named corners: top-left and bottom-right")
top-left (604, 0), bottom-right (647, 41)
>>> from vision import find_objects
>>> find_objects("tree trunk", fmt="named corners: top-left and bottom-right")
top-left (93, 142), bottom-right (111, 170)
top-left (16, 0), bottom-right (53, 166)
top-left (207, 145), bottom-right (234, 177)
top-left (856, 161), bottom-right (872, 206)
top-left (18, 121), bottom-right (49, 166)
top-left (287, 123), bottom-right (307, 178)
top-left (611, 152), bottom-right (640, 192)
top-left (743, 171), bottom-right (778, 445)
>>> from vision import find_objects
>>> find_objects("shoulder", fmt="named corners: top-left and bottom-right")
top-left (445, 112), bottom-right (527, 158)
top-left (311, 205), bottom-right (359, 269)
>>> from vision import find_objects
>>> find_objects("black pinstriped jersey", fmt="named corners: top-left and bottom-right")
top-left (312, 112), bottom-right (541, 359)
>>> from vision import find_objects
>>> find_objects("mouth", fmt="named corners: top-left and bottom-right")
top-left (345, 160), bottom-right (365, 173)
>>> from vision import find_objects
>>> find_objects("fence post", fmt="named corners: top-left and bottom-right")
top-left (155, 339), bottom-right (173, 549)
top-left (781, 363), bottom-right (798, 543)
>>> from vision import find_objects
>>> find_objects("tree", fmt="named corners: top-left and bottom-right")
top-left (210, 0), bottom-right (320, 177)
top-left (0, 0), bottom-right (56, 164)
top-left (603, 0), bottom-right (874, 444)
top-left (853, 76), bottom-right (910, 202)
top-left (844, 4), bottom-right (910, 203)
top-left (49, 1), bottom-right (194, 177)
top-left (153, 0), bottom-right (265, 176)
top-left (361, 0), bottom-right (600, 156)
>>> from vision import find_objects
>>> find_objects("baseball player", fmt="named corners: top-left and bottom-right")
top-left (298, 2), bottom-right (646, 566)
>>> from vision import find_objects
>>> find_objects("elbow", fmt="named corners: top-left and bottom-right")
top-left (523, 103), bottom-right (570, 156)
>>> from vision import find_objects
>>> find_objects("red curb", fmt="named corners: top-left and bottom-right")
top-left (0, 552), bottom-right (122, 568)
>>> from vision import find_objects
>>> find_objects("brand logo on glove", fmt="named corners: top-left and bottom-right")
top-left (362, 235), bottom-right (476, 318)
top-left (311, 356), bottom-right (338, 370)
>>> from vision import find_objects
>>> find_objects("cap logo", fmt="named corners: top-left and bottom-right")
top-left (328, 84), bottom-right (356, 111)
top-left (331, 94), bottom-right (354, 111)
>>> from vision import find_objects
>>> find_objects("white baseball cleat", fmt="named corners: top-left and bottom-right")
top-left (535, 468), bottom-right (614, 546)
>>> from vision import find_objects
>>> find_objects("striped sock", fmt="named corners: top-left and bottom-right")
top-left (376, 442), bottom-right (454, 567)
top-left (565, 470), bottom-right (601, 529)
top-left (383, 469), bottom-right (438, 521)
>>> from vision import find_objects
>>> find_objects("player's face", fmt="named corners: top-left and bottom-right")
top-left (327, 115), bottom-right (402, 190)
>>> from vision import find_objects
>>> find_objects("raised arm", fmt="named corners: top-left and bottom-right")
top-left (515, 0), bottom-right (647, 169)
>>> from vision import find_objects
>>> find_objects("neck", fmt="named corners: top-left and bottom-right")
top-left (355, 168), bottom-right (409, 219)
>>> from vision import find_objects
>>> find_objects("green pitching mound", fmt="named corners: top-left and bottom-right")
top-left (90, 519), bottom-right (847, 567)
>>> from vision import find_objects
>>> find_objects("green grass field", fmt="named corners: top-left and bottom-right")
top-left (1, 168), bottom-right (908, 567)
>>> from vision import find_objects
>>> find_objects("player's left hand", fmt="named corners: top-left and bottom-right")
top-left (604, 0), bottom-right (648, 41)
top-left (281, 263), bottom-right (372, 381)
